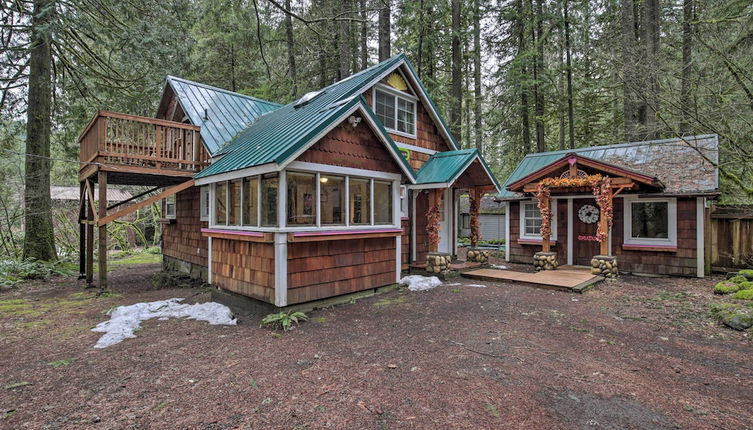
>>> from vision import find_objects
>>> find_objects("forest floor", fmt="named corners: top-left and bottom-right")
top-left (1, 260), bottom-right (752, 429)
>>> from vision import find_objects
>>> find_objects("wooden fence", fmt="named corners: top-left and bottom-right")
top-left (709, 205), bottom-right (753, 271)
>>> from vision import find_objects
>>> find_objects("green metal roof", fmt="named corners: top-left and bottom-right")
top-left (498, 134), bottom-right (720, 199)
top-left (166, 76), bottom-right (282, 155)
top-left (415, 149), bottom-right (502, 191)
top-left (195, 54), bottom-right (446, 180)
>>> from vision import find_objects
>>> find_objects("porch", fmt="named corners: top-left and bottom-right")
top-left (462, 265), bottom-right (603, 293)
top-left (78, 110), bottom-right (209, 289)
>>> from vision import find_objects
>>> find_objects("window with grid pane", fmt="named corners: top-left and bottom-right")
top-left (523, 203), bottom-right (542, 236)
top-left (375, 90), bottom-right (395, 129)
top-left (397, 98), bottom-right (415, 134)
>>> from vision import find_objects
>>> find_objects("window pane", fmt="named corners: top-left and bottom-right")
top-left (375, 90), bottom-right (395, 129)
top-left (631, 202), bottom-right (669, 239)
top-left (200, 186), bottom-right (209, 219)
top-left (165, 194), bottom-right (176, 218)
top-left (261, 174), bottom-right (278, 227)
top-left (374, 181), bottom-right (393, 224)
top-left (524, 203), bottom-right (541, 236)
top-left (228, 179), bottom-right (241, 226)
top-left (320, 175), bottom-right (345, 225)
top-left (243, 177), bottom-right (259, 226)
top-left (287, 172), bottom-right (316, 226)
top-left (397, 98), bottom-right (415, 134)
top-left (349, 178), bottom-right (371, 225)
top-left (215, 182), bottom-right (227, 225)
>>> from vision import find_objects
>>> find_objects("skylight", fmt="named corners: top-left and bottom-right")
top-left (294, 90), bottom-right (324, 108)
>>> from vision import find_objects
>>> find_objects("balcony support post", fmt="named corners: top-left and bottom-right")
top-left (98, 170), bottom-right (108, 290)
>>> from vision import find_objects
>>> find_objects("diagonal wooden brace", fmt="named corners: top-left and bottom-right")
top-left (97, 180), bottom-right (194, 227)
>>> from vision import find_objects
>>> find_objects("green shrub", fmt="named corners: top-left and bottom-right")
top-left (728, 275), bottom-right (748, 284)
top-left (738, 281), bottom-right (753, 291)
top-left (146, 246), bottom-right (161, 254)
top-left (739, 269), bottom-right (753, 280)
top-left (713, 281), bottom-right (739, 295)
top-left (260, 310), bottom-right (308, 331)
top-left (732, 289), bottom-right (753, 300)
top-left (0, 259), bottom-right (74, 288)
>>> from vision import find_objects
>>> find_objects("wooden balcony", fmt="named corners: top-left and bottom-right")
top-left (78, 111), bottom-right (208, 185)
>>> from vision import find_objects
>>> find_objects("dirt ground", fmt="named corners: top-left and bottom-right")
top-left (1, 261), bottom-right (752, 429)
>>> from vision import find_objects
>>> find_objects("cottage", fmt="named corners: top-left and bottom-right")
top-left (77, 54), bottom-right (501, 307)
top-left (498, 135), bottom-right (719, 277)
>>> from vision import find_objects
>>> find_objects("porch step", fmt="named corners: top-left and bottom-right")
top-left (462, 267), bottom-right (603, 293)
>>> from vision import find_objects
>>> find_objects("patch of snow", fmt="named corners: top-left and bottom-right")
top-left (399, 275), bottom-right (442, 292)
top-left (92, 298), bottom-right (236, 349)
top-left (465, 284), bottom-right (487, 288)
top-left (490, 264), bottom-right (508, 270)
top-left (444, 283), bottom-right (461, 286)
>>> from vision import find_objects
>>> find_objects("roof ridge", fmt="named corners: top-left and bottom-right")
top-left (521, 134), bottom-right (718, 158)
top-left (167, 75), bottom-right (282, 107)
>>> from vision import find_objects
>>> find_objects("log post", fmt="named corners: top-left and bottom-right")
top-left (428, 189), bottom-right (442, 252)
top-left (78, 181), bottom-right (86, 279)
top-left (98, 170), bottom-right (108, 290)
top-left (599, 196), bottom-right (609, 256)
top-left (469, 187), bottom-right (480, 248)
top-left (541, 197), bottom-right (551, 253)
top-left (85, 179), bottom-right (94, 285)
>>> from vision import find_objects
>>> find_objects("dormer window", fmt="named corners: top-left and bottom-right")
top-left (373, 86), bottom-right (416, 137)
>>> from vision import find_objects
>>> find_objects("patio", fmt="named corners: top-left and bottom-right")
top-left (462, 265), bottom-right (603, 293)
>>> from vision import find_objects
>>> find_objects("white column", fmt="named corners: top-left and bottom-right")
top-left (697, 197), bottom-right (705, 278)
top-left (395, 235), bottom-right (402, 283)
top-left (274, 232), bottom-right (288, 307)
top-left (278, 171), bottom-right (287, 228)
top-left (567, 198), bottom-right (573, 265)
top-left (504, 201), bottom-right (511, 262)
top-left (207, 237), bottom-right (213, 284)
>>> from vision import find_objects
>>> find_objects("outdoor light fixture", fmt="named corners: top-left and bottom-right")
top-left (320, 177), bottom-right (329, 183)
top-left (348, 115), bottom-right (362, 127)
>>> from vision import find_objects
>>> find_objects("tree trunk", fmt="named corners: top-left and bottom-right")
top-left (450, 0), bottom-right (462, 141)
top-left (517, 0), bottom-right (531, 154)
top-left (621, 0), bottom-right (640, 142)
top-left (378, 0), bottom-right (391, 61)
top-left (284, 0), bottom-right (298, 97)
top-left (23, 0), bottom-right (56, 261)
top-left (532, 0), bottom-right (545, 152)
top-left (679, 0), bottom-right (693, 134)
top-left (338, 0), bottom-right (352, 79)
top-left (641, 0), bottom-right (660, 139)
top-left (360, 0), bottom-right (368, 70)
top-left (473, 0), bottom-right (483, 152)
top-left (564, 0), bottom-right (575, 148)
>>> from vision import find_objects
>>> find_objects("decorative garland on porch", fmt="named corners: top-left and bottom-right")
top-left (469, 192), bottom-right (481, 247)
top-left (534, 174), bottom-right (614, 243)
top-left (426, 204), bottom-right (441, 251)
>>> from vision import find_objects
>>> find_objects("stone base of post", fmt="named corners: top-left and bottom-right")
top-left (426, 252), bottom-right (452, 274)
top-left (466, 248), bottom-right (490, 264)
top-left (591, 255), bottom-right (618, 278)
top-left (534, 251), bottom-right (558, 271)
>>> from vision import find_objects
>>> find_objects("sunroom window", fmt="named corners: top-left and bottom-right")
top-left (373, 180), bottom-right (393, 225)
top-left (260, 174), bottom-right (278, 227)
top-left (215, 182), bottom-right (227, 225)
top-left (287, 172), bottom-right (316, 226)
top-left (374, 88), bottom-right (416, 136)
top-left (349, 178), bottom-right (371, 225)
top-left (242, 177), bottom-right (258, 226)
top-left (320, 175), bottom-right (345, 225)
top-left (228, 179), bottom-right (241, 226)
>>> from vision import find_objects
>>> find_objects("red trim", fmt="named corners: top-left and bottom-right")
top-left (507, 153), bottom-right (660, 191)
top-left (200, 228), bottom-right (264, 237)
top-left (622, 244), bottom-right (677, 252)
top-left (293, 228), bottom-right (402, 237)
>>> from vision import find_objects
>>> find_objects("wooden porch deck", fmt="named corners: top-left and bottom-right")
top-left (462, 266), bottom-right (603, 293)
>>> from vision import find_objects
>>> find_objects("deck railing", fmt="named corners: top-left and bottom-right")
top-left (79, 111), bottom-right (207, 172)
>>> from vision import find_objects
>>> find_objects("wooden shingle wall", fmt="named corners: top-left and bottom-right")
top-left (211, 238), bottom-right (276, 303)
top-left (162, 186), bottom-right (208, 267)
top-left (287, 237), bottom-right (397, 304)
top-left (298, 122), bottom-right (400, 173)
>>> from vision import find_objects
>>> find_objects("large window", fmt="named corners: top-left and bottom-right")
top-left (320, 175), bottom-right (345, 225)
top-left (215, 182), bottom-right (227, 225)
top-left (228, 179), bottom-right (241, 226)
top-left (519, 200), bottom-right (556, 240)
top-left (374, 181), bottom-right (393, 224)
top-left (261, 174), bottom-right (278, 227)
top-left (287, 172), bottom-right (316, 226)
top-left (242, 177), bottom-right (258, 226)
top-left (349, 178), bottom-right (371, 225)
top-left (374, 87), bottom-right (416, 136)
top-left (624, 198), bottom-right (676, 247)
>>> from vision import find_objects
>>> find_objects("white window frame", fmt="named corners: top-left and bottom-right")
top-left (372, 84), bottom-right (418, 139)
top-left (164, 194), bottom-right (176, 220)
top-left (519, 199), bottom-right (557, 241)
top-left (623, 196), bottom-right (677, 247)
top-left (199, 186), bottom-right (210, 221)
top-left (399, 185), bottom-right (408, 218)
top-left (207, 162), bottom-right (402, 233)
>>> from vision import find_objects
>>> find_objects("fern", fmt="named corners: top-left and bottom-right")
top-left (260, 310), bottom-right (309, 332)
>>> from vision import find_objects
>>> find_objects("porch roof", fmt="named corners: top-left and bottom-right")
top-left (414, 149), bottom-right (502, 191)
top-left (498, 134), bottom-right (719, 199)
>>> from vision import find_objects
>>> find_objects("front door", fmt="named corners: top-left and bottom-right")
top-left (572, 198), bottom-right (601, 265)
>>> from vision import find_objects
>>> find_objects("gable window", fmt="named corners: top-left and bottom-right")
top-left (164, 194), bottom-right (176, 220)
top-left (373, 87), bottom-right (416, 137)
top-left (624, 197), bottom-right (676, 247)
top-left (519, 200), bottom-right (557, 241)
top-left (199, 186), bottom-right (209, 221)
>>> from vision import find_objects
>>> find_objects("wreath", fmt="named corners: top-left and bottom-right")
top-left (534, 174), bottom-right (613, 243)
